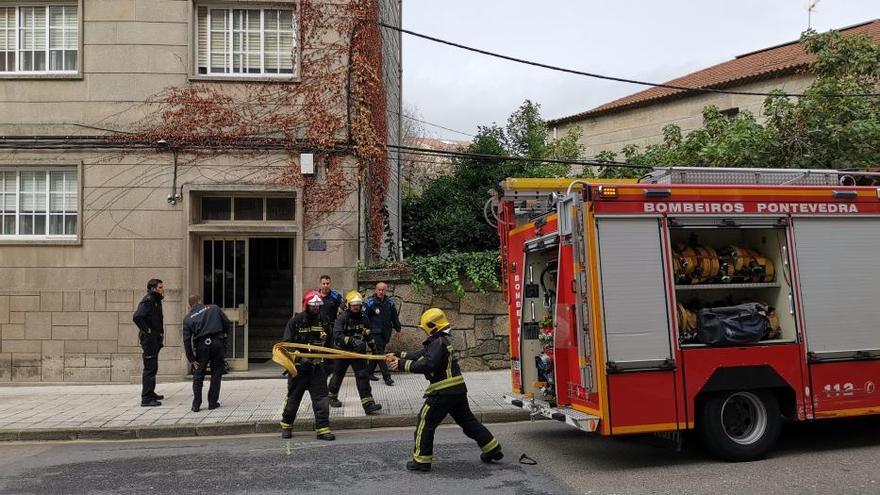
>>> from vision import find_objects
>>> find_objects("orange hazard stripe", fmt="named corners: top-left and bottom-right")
top-left (814, 406), bottom-right (880, 419)
top-left (612, 422), bottom-right (680, 435)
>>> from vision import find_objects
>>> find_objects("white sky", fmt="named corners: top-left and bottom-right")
top-left (401, 0), bottom-right (878, 139)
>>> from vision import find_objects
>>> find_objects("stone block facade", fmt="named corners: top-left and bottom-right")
top-left (359, 268), bottom-right (510, 371)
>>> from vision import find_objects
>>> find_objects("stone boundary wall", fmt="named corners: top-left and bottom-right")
top-left (358, 268), bottom-right (510, 371)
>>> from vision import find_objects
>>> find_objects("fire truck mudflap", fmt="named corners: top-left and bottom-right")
top-left (504, 393), bottom-right (600, 432)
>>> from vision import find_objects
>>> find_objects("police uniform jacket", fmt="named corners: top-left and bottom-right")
top-left (397, 331), bottom-right (467, 397)
top-left (133, 292), bottom-right (165, 350)
top-left (364, 295), bottom-right (401, 340)
top-left (182, 304), bottom-right (231, 362)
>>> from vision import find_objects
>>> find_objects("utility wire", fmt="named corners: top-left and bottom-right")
top-left (402, 114), bottom-right (476, 138)
top-left (378, 22), bottom-right (880, 99)
top-left (391, 144), bottom-right (653, 170)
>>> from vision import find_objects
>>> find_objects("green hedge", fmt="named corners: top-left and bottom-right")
top-left (362, 251), bottom-right (501, 296)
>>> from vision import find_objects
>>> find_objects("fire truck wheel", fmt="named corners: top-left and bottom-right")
top-left (699, 390), bottom-right (781, 462)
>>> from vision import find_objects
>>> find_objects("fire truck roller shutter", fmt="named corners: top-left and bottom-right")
top-left (793, 218), bottom-right (880, 358)
top-left (596, 217), bottom-right (673, 367)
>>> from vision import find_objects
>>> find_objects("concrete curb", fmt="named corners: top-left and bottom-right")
top-left (0, 409), bottom-right (532, 442)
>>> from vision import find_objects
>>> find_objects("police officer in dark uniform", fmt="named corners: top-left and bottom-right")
top-left (327, 291), bottom-right (383, 414)
top-left (387, 308), bottom-right (503, 472)
top-left (133, 278), bottom-right (165, 407)
top-left (365, 282), bottom-right (401, 385)
top-left (280, 290), bottom-right (335, 441)
top-left (183, 295), bottom-right (231, 412)
top-left (318, 275), bottom-right (343, 376)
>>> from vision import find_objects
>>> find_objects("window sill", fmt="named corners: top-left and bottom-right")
top-left (188, 74), bottom-right (301, 84)
top-left (0, 72), bottom-right (83, 81)
top-left (0, 237), bottom-right (81, 246)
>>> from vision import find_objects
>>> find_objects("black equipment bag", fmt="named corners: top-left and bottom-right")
top-left (697, 303), bottom-right (770, 345)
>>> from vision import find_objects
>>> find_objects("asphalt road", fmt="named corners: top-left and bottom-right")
top-left (2, 417), bottom-right (880, 494)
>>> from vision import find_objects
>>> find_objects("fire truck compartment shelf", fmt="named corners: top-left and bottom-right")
top-left (504, 393), bottom-right (600, 432)
top-left (675, 282), bottom-right (781, 291)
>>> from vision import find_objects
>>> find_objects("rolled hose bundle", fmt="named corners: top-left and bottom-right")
top-left (272, 342), bottom-right (386, 378)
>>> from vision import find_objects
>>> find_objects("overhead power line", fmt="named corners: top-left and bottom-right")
top-left (402, 114), bottom-right (476, 138)
top-left (390, 144), bottom-right (653, 170)
top-left (378, 22), bottom-right (880, 99)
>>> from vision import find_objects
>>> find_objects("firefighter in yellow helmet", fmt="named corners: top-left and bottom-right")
top-left (326, 290), bottom-right (383, 414)
top-left (386, 308), bottom-right (503, 472)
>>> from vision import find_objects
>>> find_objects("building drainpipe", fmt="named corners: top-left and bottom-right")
top-left (397, 0), bottom-right (404, 261)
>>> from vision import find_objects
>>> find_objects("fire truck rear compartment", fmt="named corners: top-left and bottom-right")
top-left (519, 243), bottom-right (557, 401)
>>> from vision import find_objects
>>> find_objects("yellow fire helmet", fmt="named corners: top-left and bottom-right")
top-left (419, 308), bottom-right (451, 335)
top-left (345, 290), bottom-right (364, 307)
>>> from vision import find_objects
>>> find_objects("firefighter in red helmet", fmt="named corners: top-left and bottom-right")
top-left (279, 290), bottom-right (335, 440)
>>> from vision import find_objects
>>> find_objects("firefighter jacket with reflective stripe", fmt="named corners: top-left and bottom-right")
top-left (398, 332), bottom-right (467, 397)
top-left (332, 310), bottom-right (376, 354)
top-left (283, 310), bottom-right (331, 346)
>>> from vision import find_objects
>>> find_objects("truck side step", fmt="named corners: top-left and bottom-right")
top-left (504, 393), bottom-right (600, 432)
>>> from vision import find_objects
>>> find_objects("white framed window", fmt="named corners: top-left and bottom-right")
top-left (196, 4), bottom-right (296, 77)
top-left (0, 169), bottom-right (78, 239)
top-left (0, 3), bottom-right (78, 74)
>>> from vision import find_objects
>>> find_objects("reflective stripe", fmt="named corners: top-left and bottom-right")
top-left (413, 403), bottom-right (431, 462)
top-left (280, 421), bottom-right (292, 429)
top-left (361, 396), bottom-right (374, 405)
top-left (413, 454), bottom-right (433, 464)
top-left (400, 351), bottom-right (407, 358)
top-left (424, 375), bottom-right (464, 394)
top-left (445, 345), bottom-right (454, 379)
top-left (404, 360), bottom-right (412, 373)
top-left (480, 437), bottom-right (499, 453)
top-left (315, 427), bottom-right (331, 435)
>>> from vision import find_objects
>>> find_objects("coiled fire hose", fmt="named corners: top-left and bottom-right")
top-left (271, 342), bottom-right (387, 378)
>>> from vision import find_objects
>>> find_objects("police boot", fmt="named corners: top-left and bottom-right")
top-left (406, 460), bottom-right (431, 472)
top-left (364, 402), bottom-right (382, 415)
top-left (316, 432), bottom-right (336, 441)
top-left (480, 445), bottom-right (504, 463)
top-left (281, 429), bottom-right (292, 439)
top-left (329, 397), bottom-right (342, 408)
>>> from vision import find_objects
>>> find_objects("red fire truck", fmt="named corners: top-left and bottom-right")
top-left (493, 168), bottom-right (880, 461)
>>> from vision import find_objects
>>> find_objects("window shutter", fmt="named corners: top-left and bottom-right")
top-left (197, 6), bottom-right (207, 72)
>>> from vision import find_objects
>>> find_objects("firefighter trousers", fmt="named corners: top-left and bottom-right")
top-left (412, 393), bottom-right (499, 464)
top-left (280, 363), bottom-right (330, 434)
top-left (327, 359), bottom-right (376, 409)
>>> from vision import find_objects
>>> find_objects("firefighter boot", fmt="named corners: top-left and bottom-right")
top-left (316, 432), bottom-right (336, 441)
top-left (329, 397), bottom-right (342, 408)
top-left (364, 402), bottom-right (382, 415)
top-left (406, 460), bottom-right (431, 472)
top-left (281, 429), bottom-right (292, 439)
top-left (480, 445), bottom-right (504, 463)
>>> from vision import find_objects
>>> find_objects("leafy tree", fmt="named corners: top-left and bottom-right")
top-left (596, 28), bottom-right (880, 177)
top-left (403, 100), bottom-right (584, 256)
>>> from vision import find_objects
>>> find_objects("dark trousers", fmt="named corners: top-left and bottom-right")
top-left (327, 359), bottom-right (376, 409)
top-left (368, 333), bottom-right (391, 380)
top-left (412, 393), bottom-right (499, 464)
top-left (141, 343), bottom-right (160, 400)
top-left (281, 362), bottom-right (330, 433)
top-left (192, 337), bottom-right (225, 408)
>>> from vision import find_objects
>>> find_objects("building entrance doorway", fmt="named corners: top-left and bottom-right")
top-left (200, 237), bottom-right (294, 370)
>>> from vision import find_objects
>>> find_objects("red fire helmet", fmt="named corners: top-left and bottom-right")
top-left (302, 290), bottom-right (324, 311)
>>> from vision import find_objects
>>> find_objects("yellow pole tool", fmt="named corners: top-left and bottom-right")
top-left (271, 342), bottom-right (387, 378)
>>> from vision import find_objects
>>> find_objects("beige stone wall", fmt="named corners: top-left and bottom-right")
top-left (358, 268), bottom-right (510, 371)
top-left (555, 75), bottom-right (814, 159)
top-left (0, 149), bottom-right (359, 383)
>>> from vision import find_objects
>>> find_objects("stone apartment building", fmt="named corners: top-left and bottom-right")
top-left (549, 19), bottom-right (880, 158)
top-left (0, 0), bottom-right (402, 383)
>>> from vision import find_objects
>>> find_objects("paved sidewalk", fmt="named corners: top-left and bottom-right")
top-left (0, 370), bottom-right (527, 441)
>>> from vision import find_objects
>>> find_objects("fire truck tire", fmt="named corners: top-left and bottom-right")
top-left (698, 390), bottom-right (781, 462)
